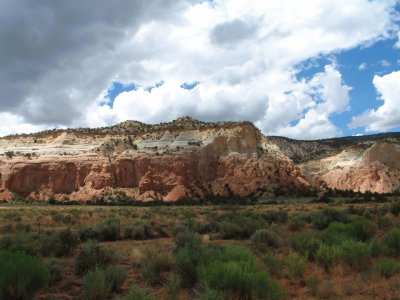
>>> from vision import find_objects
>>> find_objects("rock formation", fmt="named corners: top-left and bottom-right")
top-left (0, 117), bottom-right (399, 202)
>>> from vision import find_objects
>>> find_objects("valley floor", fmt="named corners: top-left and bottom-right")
top-left (0, 197), bottom-right (400, 299)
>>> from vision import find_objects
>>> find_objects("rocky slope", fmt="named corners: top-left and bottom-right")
top-left (0, 117), bottom-right (399, 202)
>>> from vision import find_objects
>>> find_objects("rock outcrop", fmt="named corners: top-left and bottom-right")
top-left (0, 117), bottom-right (399, 201)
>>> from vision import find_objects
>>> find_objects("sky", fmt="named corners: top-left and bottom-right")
top-left (0, 0), bottom-right (399, 139)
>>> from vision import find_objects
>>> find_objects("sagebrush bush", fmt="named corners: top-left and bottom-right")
top-left (0, 250), bottom-right (49, 300)
top-left (83, 267), bottom-right (111, 300)
top-left (75, 241), bottom-right (115, 275)
top-left (78, 219), bottom-right (120, 242)
top-left (0, 233), bottom-right (41, 256)
top-left (219, 214), bottom-right (266, 239)
top-left (288, 216), bottom-right (306, 231)
top-left (340, 240), bottom-right (371, 270)
top-left (263, 211), bottom-right (288, 224)
top-left (124, 221), bottom-right (168, 240)
top-left (200, 245), bottom-right (286, 300)
top-left (316, 244), bottom-right (343, 273)
top-left (377, 216), bottom-right (393, 230)
top-left (141, 249), bottom-right (173, 285)
top-left (390, 201), bottom-right (400, 216)
top-left (251, 228), bottom-right (279, 249)
top-left (200, 289), bottom-right (225, 300)
top-left (56, 229), bottom-right (80, 256)
top-left (165, 275), bottom-right (181, 300)
top-left (311, 208), bottom-right (348, 230)
top-left (46, 258), bottom-right (64, 284)
top-left (285, 252), bottom-right (307, 279)
top-left (263, 253), bottom-right (283, 277)
top-left (175, 245), bottom-right (202, 288)
top-left (124, 222), bottom-right (147, 240)
top-left (370, 238), bottom-right (388, 257)
top-left (174, 229), bottom-right (202, 250)
top-left (372, 259), bottom-right (400, 278)
top-left (40, 230), bottom-right (80, 257)
top-left (291, 232), bottom-right (321, 261)
top-left (105, 265), bottom-right (127, 292)
top-left (15, 223), bottom-right (31, 233)
top-left (348, 219), bottom-right (377, 242)
top-left (322, 219), bottom-right (376, 245)
top-left (383, 228), bottom-right (400, 255)
top-left (115, 285), bottom-right (157, 300)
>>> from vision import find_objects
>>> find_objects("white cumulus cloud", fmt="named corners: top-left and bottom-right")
top-left (0, 0), bottom-right (398, 139)
top-left (350, 70), bottom-right (400, 132)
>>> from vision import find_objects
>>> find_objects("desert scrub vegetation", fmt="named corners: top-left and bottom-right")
top-left (218, 213), bottom-right (266, 239)
top-left (78, 218), bottom-right (120, 241)
top-left (0, 250), bottom-right (49, 299)
top-left (141, 249), bottom-right (173, 285)
top-left (75, 241), bottom-right (115, 275)
top-left (251, 228), bottom-right (279, 250)
top-left (173, 229), bottom-right (286, 299)
top-left (372, 258), bottom-right (400, 278)
top-left (0, 198), bottom-right (399, 298)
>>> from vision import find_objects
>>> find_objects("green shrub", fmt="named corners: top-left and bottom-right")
top-left (175, 245), bottom-right (202, 287)
top-left (174, 229), bottom-right (202, 250)
top-left (263, 211), bottom-right (288, 224)
top-left (0, 224), bottom-right (13, 234)
top-left (77, 227), bottom-right (98, 241)
top-left (0, 250), bottom-right (49, 300)
top-left (322, 219), bottom-right (376, 245)
top-left (79, 219), bottom-right (120, 242)
top-left (251, 228), bottom-right (279, 250)
top-left (288, 216), bottom-right (306, 231)
top-left (341, 240), bottom-right (371, 270)
top-left (347, 219), bottom-right (377, 242)
top-left (115, 285), bottom-right (157, 300)
top-left (0, 233), bottom-right (41, 256)
top-left (285, 252), bottom-right (307, 279)
top-left (200, 245), bottom-right (286, 300)
top-left (55, 229), bottom-right (80, 256)
top-left (75, 241), bottom-right (115, 275)
top-left (311, 208), bottom-right (348, 230)
top-left (306, 276), bottom-right (320, 296)
top-left (141, 249), bottom-right (173, 285)
top-left (46, 258), bottom-right (64, 284)
top-left (97, 219), bottom-right (120, 241)
top-left (105, 265), bottom-right (127, 292)
top-left (372, 259), bottom-right (400, 278)
top-left (390, 201), bottom-right (400, 216)
top-left (377, 216), bottom-right (393, 230)
top-left (219, 214), bottom-right (266, 239)
top-left (321, 222), bottom-right (350, 245)
top-left (124, 223), bottom-right (147, 240)
top-left (263, 253), bottom-right (283, 277)
top-left (316, 244), bottom-right (343, 273)
top-left (83, 267), bottom-right (111, 300)
top-left (40, 230), bottom-right (80, 257)
top-left (370, 238), bottom-right (388, 257)
top-left (200, 289), bottom-right (225, 300)
top-left (291, 232), bottom-right (321, 261)
top-left (383, 228), bottom-right (400, 255)
top-left (124, 221), bottom-right (168, 240)
top-left (165, 275), bottom-right (181, 300)
top-left (219, 221), bottom-right (243, 239)
top-left (15, 223), bottom-right (31, 233)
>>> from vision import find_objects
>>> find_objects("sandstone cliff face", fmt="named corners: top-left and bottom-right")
top-left (299, 142), bottom-right (400, 194)
top-left (0, 117), bottom-right (399, 201)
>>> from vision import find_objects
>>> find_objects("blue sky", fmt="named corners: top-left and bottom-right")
top-left (0, 0), bottom-right (399, 139)
top-left (294, 37), bottom-right (400, 137)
